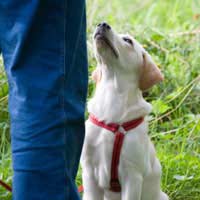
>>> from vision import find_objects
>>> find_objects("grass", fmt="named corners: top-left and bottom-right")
top-left (0, 0), bottom-right (200, 199)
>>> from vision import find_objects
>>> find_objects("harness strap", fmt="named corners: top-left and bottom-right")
top-left (89, 114), bottom-right (144, 192)
top-left (110, 131), bottom-right (124, 192)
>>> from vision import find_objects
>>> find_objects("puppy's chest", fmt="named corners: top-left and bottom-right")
top-left (87, 124), bottom-right (149, 187)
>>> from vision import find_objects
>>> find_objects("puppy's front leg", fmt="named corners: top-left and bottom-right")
top-left (121, 171), bottom-right (143, 200)
top-left (82, 166), bottom-right (104, 200)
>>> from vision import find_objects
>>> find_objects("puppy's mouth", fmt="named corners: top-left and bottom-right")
top-left (94, 33), bottom-right (119, 58)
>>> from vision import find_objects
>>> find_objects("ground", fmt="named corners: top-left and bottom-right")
top-left (0, 0), bottom-right (200, 199)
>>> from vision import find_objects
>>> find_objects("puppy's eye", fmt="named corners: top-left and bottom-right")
top-left (123, 37), bottom-right (133, 45)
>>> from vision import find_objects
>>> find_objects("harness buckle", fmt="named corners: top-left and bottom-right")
top-left (118, 126), bottom-right (126, 134)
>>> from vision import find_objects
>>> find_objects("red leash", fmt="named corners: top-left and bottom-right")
top-left (89, 114), bottom-right (144, 192)
top-left (0, 179), bottom-right (12, 192)
top-left (0, 179), bottom-right (83, 193)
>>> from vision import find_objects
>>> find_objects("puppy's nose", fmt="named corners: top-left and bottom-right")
top-left (97, 22), bottom-right (111, 30)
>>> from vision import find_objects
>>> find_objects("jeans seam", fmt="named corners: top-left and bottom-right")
top-left (63, 0), bottom-right (68, 199)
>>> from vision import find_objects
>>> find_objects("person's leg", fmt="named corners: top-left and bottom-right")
top-left (63, 1), bottom-right (88, 199)
top-left (0, 1), bottom-right (88, 200)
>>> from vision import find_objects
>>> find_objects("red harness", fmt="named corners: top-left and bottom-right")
top-left (89, 114), bottom-right (144, 192)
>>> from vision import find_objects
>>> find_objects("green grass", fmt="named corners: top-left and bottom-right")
top-left (1, 0), bottom-right (200, 199)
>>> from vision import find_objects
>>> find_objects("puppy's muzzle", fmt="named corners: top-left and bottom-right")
top-left (94, 22), bottom-right (111, 38)
top-left (94, 22), bottom-right (119, 58)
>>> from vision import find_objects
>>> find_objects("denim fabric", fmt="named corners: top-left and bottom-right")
top-left (0, 1), bottom-right (88, 199)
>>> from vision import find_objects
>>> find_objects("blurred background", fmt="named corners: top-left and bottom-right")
top-left (1, 0), bottom-right (200, 199)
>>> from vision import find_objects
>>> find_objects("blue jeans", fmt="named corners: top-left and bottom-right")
top-left (0, 1), bottom-right (88, 199)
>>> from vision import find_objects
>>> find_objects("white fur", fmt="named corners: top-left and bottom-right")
top-left (81, 24), bottom-right (169, 200)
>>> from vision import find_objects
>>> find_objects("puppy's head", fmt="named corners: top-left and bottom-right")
top-left (93, 22), bottom-right (164, 91)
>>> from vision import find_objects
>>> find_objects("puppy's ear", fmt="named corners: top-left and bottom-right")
top-left (139, 51), bottom-right (164, 91)
top-left (92, 68), bottom-right (102, 85)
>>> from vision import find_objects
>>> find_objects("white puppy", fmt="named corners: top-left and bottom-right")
top-left (81, 22), bottom-right (169, 200)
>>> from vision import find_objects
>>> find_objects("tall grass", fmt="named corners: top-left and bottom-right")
top-left (0, 57), bottom-right (12, 200)
top-left (1, 0), bottom-right (200, 199)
